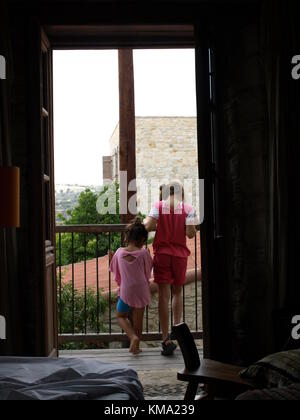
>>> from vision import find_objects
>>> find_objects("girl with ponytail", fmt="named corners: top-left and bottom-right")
top-left (110, 217), bottom-right (153, 355)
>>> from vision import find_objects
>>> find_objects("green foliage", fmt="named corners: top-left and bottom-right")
top-left (58, 282), bottom-right (108, 334)
top-left (58, 281), bottom-right (120, 350)
top-left (56, 182), bottom-right (148, 266)
top-left (56, 184), bottom-right (121, 266)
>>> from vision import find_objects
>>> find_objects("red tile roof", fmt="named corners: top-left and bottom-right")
top-left (60, 237), bottom-right (201, 294)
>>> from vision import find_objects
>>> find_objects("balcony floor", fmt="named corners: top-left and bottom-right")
top-left (60, 345), bottom-right (203, 400)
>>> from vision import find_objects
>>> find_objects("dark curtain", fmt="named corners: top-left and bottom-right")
top-left (262, 0), bottom-right (300, 343)
top-left (0, 0), bottom-right (20, 355)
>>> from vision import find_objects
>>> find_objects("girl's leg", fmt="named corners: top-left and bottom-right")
top-left (158, 284), bottom-right (171, 342)
top-left (172, 257), bottom-right (187, 326)
top-left (132, 307), bottom-right (145, 353)
top-left (117, 314), bottom-right (139, 354)
top-left (172, 286), bottom-right (183, 325)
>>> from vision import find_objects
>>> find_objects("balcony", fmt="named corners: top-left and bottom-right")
top-left (56, 224), bottom-right (203, 348)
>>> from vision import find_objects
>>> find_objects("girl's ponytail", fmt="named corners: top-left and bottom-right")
top-left (125, 217), bottom-right (148, 246)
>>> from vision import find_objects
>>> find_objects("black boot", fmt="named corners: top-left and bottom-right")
top-left (161, 336), bottom-right (177, 356)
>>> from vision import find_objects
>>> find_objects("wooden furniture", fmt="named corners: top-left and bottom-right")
top-left (173, 323), bottom-right (255, 400)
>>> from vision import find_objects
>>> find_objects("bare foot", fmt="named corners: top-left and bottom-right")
top-left (132, 347), bottom-right (142, 356)
top-left (129, 336), bottom-right (140, 354)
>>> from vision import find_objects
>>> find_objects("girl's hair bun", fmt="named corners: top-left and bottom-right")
top-left (125, 217), bottom-right (148, 246)
top-left (133, 216), bottom-right (142, 225)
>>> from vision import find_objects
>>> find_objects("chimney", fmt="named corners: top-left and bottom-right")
top-left (103, 156), bottom-right (113, 185)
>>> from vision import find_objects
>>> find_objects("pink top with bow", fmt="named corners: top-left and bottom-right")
top-left (110, 248), bottom-right (153, 309)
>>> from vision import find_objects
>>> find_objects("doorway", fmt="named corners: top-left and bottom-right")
top-left (36, 24), bottom-right (213, 357)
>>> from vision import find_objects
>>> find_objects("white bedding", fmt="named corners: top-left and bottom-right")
top-left (0, 357), bottom-right (144, 401)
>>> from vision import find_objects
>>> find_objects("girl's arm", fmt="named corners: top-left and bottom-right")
top-left (108, 250), bottom-right (115, 264)
top-left (144, 249), bottom-right (153, 280)
top-left (110, 251), bottom-right (121, 287)
top-left (185, 205), bottom-right (199, 239)
top-left (143, 216), bottom-right (157, 232)
top-left (144, 201), bottom-right (160, 232)
top-left (186, 224), bottom-right (197, 239)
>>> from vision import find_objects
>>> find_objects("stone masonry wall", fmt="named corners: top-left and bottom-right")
top-left (109, 117), bottom-right (199, 214)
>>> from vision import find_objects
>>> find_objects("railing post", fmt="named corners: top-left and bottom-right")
top-left (96, 233), bottom-right (100, 335)
top-left (59, 233), bottom-right (62, 335)
top-left (84, 233), bottom-right (87, 335)
top-left (195, 232), bottom-right (198, 332)
top-left (108, 232), bottom-right (112, 335)
top-left (72, 233), bottom-right (75, 335)
top-left (183, 284), bottom-right (186, 323)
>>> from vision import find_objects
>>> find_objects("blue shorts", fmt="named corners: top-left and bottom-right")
top-left (117, 298), bottom-right (131, 314)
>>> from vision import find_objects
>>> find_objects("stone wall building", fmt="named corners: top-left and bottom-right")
top-left (103, 117), bottom-right (198, 214)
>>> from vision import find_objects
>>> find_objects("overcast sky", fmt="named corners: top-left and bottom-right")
top-left (53, 49), bottom-right (197, 186)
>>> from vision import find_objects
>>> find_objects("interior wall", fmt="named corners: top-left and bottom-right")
top-left (1, 3), bottom-right (45, 356)
top-left (1, 0), bottom-right (299, 361)
top-left (0, 0), bottom-right (22, 356)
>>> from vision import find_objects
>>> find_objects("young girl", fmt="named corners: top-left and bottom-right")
top-left (144, 181), bottom-right (198, 356)
top-left (110, 218), bottom-right (153, 355)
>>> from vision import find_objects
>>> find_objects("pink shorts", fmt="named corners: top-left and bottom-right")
top-left (154, 254), bottom-right (188, 287)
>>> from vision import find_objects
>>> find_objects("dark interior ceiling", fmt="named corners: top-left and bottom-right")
top-left (8, 0), bottom-right (260, 24)
top-left (7, 0), bottom-right (260, 48)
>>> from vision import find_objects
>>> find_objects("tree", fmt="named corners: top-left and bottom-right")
top-left (58, 281), bottom-right (111, 350)
top-left (58, 282), bottom-right (108, 335)
top-left (56, 183), bottom-right (121, 266)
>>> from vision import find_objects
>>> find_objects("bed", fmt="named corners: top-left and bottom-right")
top-left (0, 357), bottom-right (144, 400)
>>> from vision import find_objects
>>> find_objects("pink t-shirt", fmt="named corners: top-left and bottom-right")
top-left (149, 201), bottom-right (196, 258)
top-left (110, 248), bottom-right (153, 309)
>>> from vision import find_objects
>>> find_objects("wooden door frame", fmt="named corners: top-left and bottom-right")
top-left (28, 22), bottom-right (58, 357)
top-left (42, 28), bottom-right (58, 357)
top-left (31, 23), bottom-right (213, 357)
top-left (194, 28), bottom-right (214, 359)
top-left (28, 20), bottom-right (48, 356)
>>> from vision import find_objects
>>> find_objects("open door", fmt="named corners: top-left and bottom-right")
top-left (40, 29), bottom-right (57, 357)
top-left (195, 30), bottom-right (227, 361)
top-left (29, 24), bottom-right (57, 357)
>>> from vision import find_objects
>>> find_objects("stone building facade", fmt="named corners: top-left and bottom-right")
top-left (103, 117), bottom-right (198, 214)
